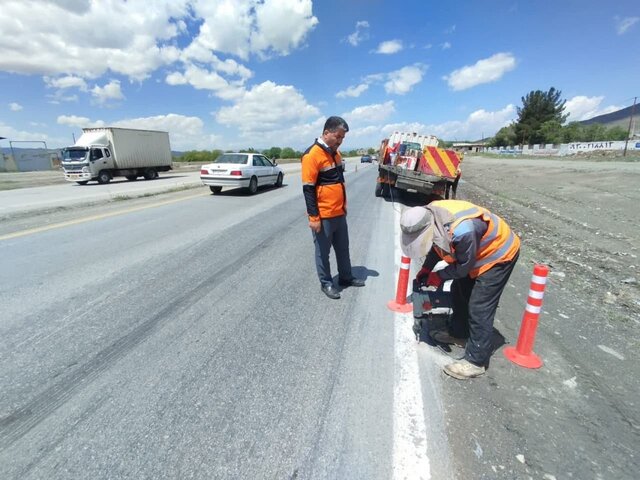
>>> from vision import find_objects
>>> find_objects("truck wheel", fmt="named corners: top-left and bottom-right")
top-left (97, 171), bottom-right (111, 184)
top-left (143, 169), bottom-right (157, 180)
top-left (76, 180), bottom-right (89, 185)
top-left (209, 186), bottom-right (222, 194)
top-left (247, 176), bottom-right (258, 195)
top-left (374, 182), bottom-right (384, 197)
top-left (126, 175), bottom-right (138, 181)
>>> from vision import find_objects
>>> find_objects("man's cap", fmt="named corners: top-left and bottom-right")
top-left (400, 207), bottom-right (434, 259)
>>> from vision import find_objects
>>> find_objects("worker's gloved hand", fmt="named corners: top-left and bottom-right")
top-left (416, 267), bottom-right (431, 283)
top-left (426, 271), bottom-right (442, 289)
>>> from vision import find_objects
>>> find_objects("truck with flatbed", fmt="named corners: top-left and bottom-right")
top-left (375, 131), bottom-right (462, 200)
top-left (61, 127), bottom-right (173, 185)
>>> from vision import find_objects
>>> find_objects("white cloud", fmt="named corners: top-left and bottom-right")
top-left (55, 113), bottom-right (218, 150)
top-left (615, 16), bottom-right (639, 35)
top-left (336, 83), bottom-right (369, 98)
top-left (91, 80), bottom-right (124, 104)
top-left (9, 102), bottom-right (23, 111)
top-left (44, 75), bottom-right (88, 91)
top-left (375, 40), bottom-right (403, 54)
top-left (384, 65), bottom-right (425, 95)
top-left (381, 104), bottom-right (516, 142)
top-left (346, 101), bottom-right (395, 123)
top-left (251, 0), bottom-right (319, 58)
top-left (111, 114), bottom-right (217, 150)
top-left (441, 42), bottom-right (452, 50)
top-left (0, 120), bottom-right (67, 145)
top-left (0, 1), bottom-right (188, 80)
top-left (564, 96), bottom-right (622, 122)
top-left (57, 115), bottom-right (92, 127)
top-left (346, 21), bottom-right (370, 46)
top-left (216, 81), bottom-right (320, 137)
top-left (0, 0), bottom-right (316, 83)
top-left (445, 52), bottom-right (516, 91)
top-left (166, 65), bottom-right (245, 100)
top-left (190, 0), bottom-right (317, 61)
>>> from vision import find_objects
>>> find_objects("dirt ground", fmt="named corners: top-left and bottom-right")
top-left (459, 154), bottom-right (640, 320)
top-left (439, 154), bottom-right (640, 479)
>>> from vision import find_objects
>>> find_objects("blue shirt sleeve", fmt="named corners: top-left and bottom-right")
top-left (437, 218), bottom-right (487, 280)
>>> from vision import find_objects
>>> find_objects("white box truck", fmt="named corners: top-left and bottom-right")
top-left (61, 127), bottom-right (173, 184)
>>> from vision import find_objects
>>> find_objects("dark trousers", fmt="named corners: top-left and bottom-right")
top-left (449, 252), bottom-right (519, 366)
top-left (312, 215), bottom-right (353, 287)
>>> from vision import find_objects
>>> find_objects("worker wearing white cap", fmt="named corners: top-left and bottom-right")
top-left (400, 200), bottom-right (520, 379)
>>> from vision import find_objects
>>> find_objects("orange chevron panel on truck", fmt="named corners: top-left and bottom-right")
top-left (419, 146), bottom-right (461, 179)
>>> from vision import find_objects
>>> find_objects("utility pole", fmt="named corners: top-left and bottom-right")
top-left (623, 96), bottom-right (637, 157)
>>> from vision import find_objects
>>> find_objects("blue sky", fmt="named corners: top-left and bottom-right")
top-left (1, 0), bottom-right (638, 152)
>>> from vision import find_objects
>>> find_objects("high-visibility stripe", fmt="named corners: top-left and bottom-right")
top-left (526, 304), bottom-right (542, 314)
top-left (474, 231), bottom-right (517, 267)
top-left (531, 275), bottom-right (548, 285)
top-left (429, 147), bottom-right (447, 175)
top-left (453, 207), bottom-right (480, 220)
top-left (528, 290), bottom-right (545, 300)
top-left (444, 149), bottom-right (461, 170)
top-left (422, 147), bottom-right (460, 177)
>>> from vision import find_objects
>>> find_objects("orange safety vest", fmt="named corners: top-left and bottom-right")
top-left (301, 142), bottom-right (346, 220)
top-left (432, 200), bottom-right (520, 277)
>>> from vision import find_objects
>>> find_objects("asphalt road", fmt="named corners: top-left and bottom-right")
top-left (1, 157), bottom-right (638, 479)
top-left (0, 163), bottom-right (430, 479)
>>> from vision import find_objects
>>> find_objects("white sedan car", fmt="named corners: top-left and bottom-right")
top-left (200, 152), bottom-right (284, 195)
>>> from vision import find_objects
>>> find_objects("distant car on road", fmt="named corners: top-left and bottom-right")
top-left (360, 155), bottom-right (373, 163)
top-left (200, 153), bottom-right (284, 194)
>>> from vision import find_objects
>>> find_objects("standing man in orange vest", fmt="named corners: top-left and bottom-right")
top-left (400, 200), bottom-right (520, 379)
top-left (302, 116), bottom-right (365, 299)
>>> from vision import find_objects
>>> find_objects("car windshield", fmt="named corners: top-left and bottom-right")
top-left (214, 154), bottom-right (249, 165)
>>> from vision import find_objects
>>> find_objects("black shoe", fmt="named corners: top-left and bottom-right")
top-left (321, 284), bottom-right (341, 299)
top-left (432, 329), bottom-right (467, 347)
top-left (338, 277), bottom-right (365, 287)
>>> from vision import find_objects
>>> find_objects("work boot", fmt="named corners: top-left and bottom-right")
top-left (431, 329), bottom-right (467, 347)
top-left (321, 284), bottom-right (341, 299)
top-left (443, 359), bottom-right (485, 380)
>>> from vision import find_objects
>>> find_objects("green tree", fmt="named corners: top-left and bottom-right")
top-left (490, 124), bottom-right (517, 147)
top-left (515, 87), bottom-right (567, 145)
top-left (539, 120), bottom-right (563, 145)
top-left (175, 149), bottom-right (224, 163)
top-left (605, 125), bottom-right (628, 141)
top-left (263, 147), bottom-right (282, 159)
top-left (582, 123), bottom-right (607, 142)
top-left (560, 122), bottom-right (582, 143)
top-left (280, 147), bottom-right (298, 159)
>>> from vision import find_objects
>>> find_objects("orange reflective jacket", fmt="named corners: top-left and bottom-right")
top-left (432, 200), bottom-right (520, 277)
top-left (301, 141), bottom-right (346, 221)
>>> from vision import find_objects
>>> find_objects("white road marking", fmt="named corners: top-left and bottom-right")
top-left (597, 345), bottom-right (625, 361)
top-left (392, 207), bottom-right (431, 480)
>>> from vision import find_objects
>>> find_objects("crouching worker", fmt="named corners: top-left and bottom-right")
top-left (400, 200), bottom-right (520, 380)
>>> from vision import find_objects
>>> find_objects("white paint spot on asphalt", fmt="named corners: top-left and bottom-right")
top-left (558, 313), bottom-right (569, 319)
top-left (543, 474), bottom-right (558, 480)
top-left (474, 440), bottom-right (483, 459)
top-left (393, 208), bottom-right (431, 480)
top-left (516, 454), bottom-right (525, 464)
top-left (563, 376), bottom-right (577, 389)
top-left (597, 345), bottom-right (625, 360)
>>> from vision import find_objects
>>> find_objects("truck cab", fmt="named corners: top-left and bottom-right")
top-left (61, 145), bottom-right (114, 184)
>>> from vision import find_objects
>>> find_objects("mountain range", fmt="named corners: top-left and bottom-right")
top-left (578, 103), bottom-right (638, 130)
